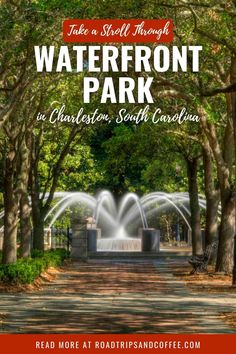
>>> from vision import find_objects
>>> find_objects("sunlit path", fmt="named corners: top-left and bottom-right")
top-left (0, 255), bottom-right (236, 334)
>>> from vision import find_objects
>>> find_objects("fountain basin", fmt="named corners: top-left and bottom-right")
top-left (97, 237), bottom-right (141, 252)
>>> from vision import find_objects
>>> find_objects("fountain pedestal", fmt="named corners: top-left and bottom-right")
top-left (142, 229), bottom-right (160, 252)
top-left (87, 229), bottom-right (98, 252)
top-left (71, 217), bottom-right (88, 260)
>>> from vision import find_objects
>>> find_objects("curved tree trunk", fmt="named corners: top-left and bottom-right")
top-left (198, 104), bottom-right (235, 273)
top-left (29, 125), bottom-right (83, 251)
top-left (186, 157), bottom-right (203, 256)
top-left (230, 55), bottom-right (236, 273)
top-left (213, 59), bottom-right (236, 274)
top-left (2, 156), bottom-right (18, 264)
top-left (19, 134), bottom-right (32, 258)
top-left (216, 190), bottom-right (235, 273)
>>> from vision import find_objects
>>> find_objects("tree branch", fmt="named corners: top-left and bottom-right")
top-left (201, 82), bottom-right (236, 96)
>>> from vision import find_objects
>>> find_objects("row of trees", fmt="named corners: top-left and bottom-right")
top-left (0, 0), bottom-right (236, 274)
top-left (0, 0), bottom-right (101, 262)
top-left (89, 0), bottom-right (236, 273)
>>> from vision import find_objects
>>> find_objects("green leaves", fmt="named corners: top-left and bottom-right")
top-left (0, 249), bottom-right (68, 284)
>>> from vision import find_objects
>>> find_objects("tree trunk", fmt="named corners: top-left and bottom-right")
top-left (198, 105), bottom-right (235, 272)
top-left (30, 132), bottom-right (45, 251)
top-left (216, 87), bottom-right (234, 272)
top-left (2, 156), bottom-right (18, 264)
top-left (215, 56), bottom-right (236, 273)
top-left (202, 143), bottom-right (220, 247)
top-left (31, 195), bottom-right (45, 251)
top-left (186, 158), bottom-right (203, 256)
top-left (205, 190), bottom-right (219, 265)
top-left (32, 218), bottom-right (45, 250)
top-left (230, 56), bottom-right (236, 176)
top-left (205, 196), bottom-right (219, 245)
top-left (19, 193), bottom-right (31, 257)
top-left (216, 190), bottom-right (235, 273)
top-left (18, 134), bottom-right (31, 257)
top-left (230, 56), bottom-right (236, 274)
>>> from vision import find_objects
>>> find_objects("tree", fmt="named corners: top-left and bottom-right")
top-left (150, 0), bottom-right (236, 272)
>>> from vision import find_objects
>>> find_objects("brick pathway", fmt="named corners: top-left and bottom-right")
top-left (0, 258), bottom-right (236, 333)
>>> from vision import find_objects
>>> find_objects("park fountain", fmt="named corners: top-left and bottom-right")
top-left (42, 190), bottom-right (207, 252)
top-left (93, 191), bottom-right (148, 251)
top-left (0, 191), bottom-right (210, 253)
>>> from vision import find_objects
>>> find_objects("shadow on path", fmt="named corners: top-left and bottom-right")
top-left (0, 258), bottom-right (236, 333)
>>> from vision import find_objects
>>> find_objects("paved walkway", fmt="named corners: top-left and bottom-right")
top-left (0, 257), bottom-right (236, 333)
